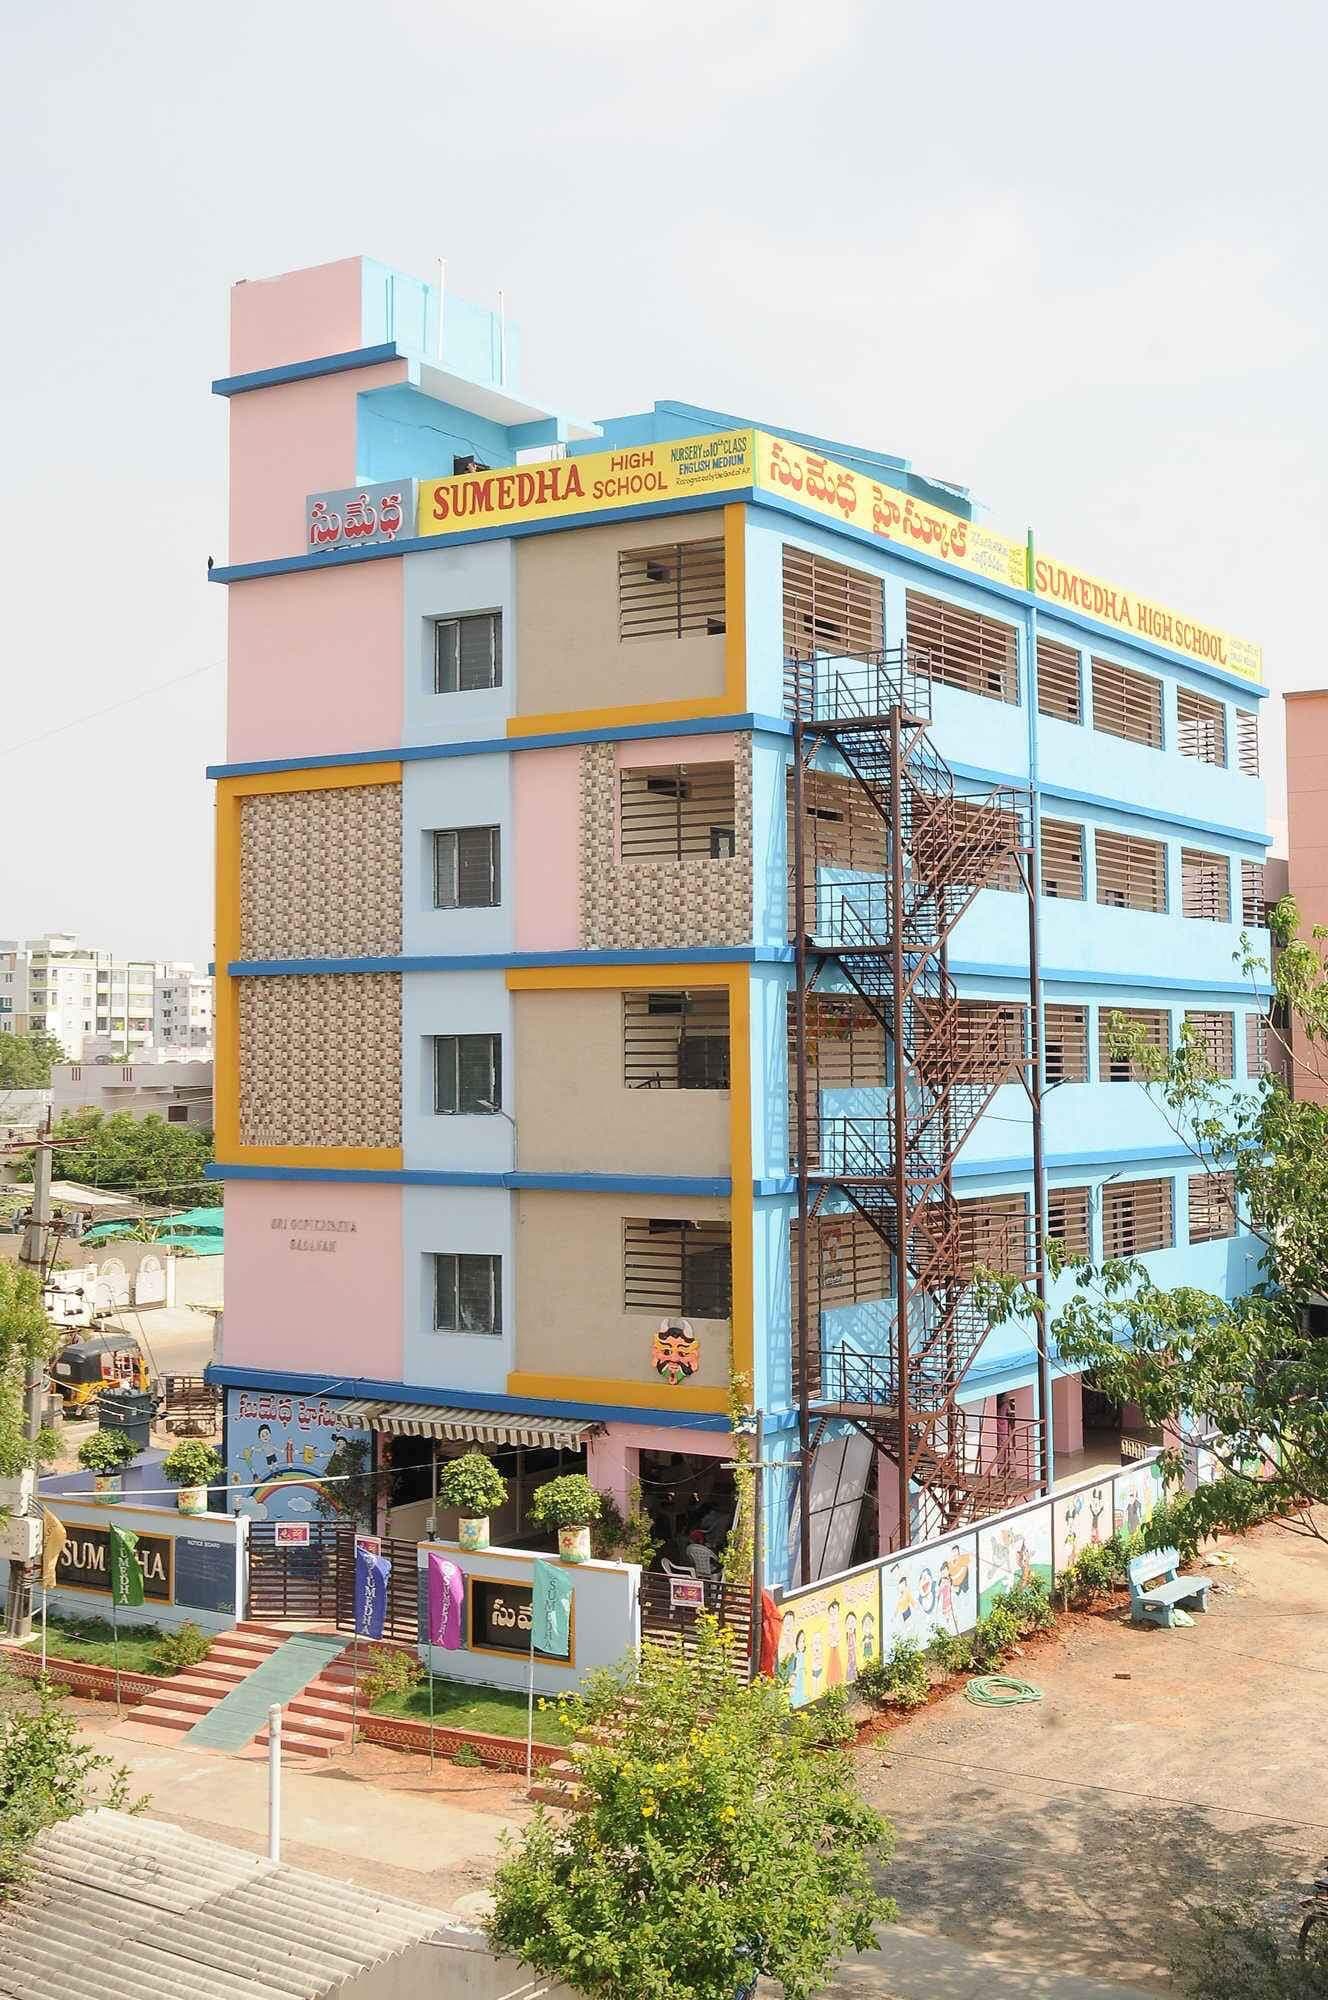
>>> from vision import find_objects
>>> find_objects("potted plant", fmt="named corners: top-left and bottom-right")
top-left (77, 1426), bottom-right (138, 1502)
top-left (161, 1440), bottom-right (223, 1516)
top-left (437, 1451), bottom-right (507, 1551)
top-left (528, 1473), bottom-right (602, 1565)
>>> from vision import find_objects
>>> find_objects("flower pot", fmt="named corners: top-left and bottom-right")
top-left (91, 1473), bottom-right (121, 1505)
top-left (458, 1514), bottom-right (490, 1552)
top-left (558, 1525), bottom-right (592, 1564)
top-left (176, 1484), bottom-right (207, 1516)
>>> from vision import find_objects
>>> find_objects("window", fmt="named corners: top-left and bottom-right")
top-left (1103, 1178), bottom-right (1173, 1257)
top-left (1044, 1004), bottom-right (1088, 1083)
top-left (1046, 1185), bottom-right (1090, 1260)
top-left (782, 546), bottom-right (883, 661)
top-left (434, 1033), bottom-right (501, 1114)
top-left (1181, 848), bottom-right (1230, 922)
top-left (1241, 860), bottom-right (1266, 927)
top-left (801, 1216), bottom-right (890, 1313)
top-left (1099, 1007), bottom-right (1169, 1081)
top-left (1183, 1010), bottom-right (1234, 1077)
top-left (618, 539), bottom-right (725, 640)
top-left (624, 1219), bottom-right (732, 1319)
top-left (1235, 709), bottom-right (1260, 777)
top-left (1091, 657), bottom-right (1163, 748)
top-left (1189, 1172), bottom-right (1236, 1244)
top-left (1176, 687), bottom-right (1226, 766)
top-left (1041, 820), bottom-right (1085, 899)
top-left (1245, 1010), bottom-right (1282, 1080)
top-left (433, 1252), bottom-right (502, 1335)
top-left (798, 995), bottom-right (885, 1090)
top-left (950, 1002), bottom-right (1026, 1084)
top-left (434, 611), bottom-right (502, 693)
top-left (914, 795), bottom-right (1021, 891)
top-left (433, 826), bottom-right (500, 909)
top-left (956, 1195), bottom-right (1029, 1279)
top-left (619, 764), bottom-right (736, 861)
top-left (1036, 638), bottom-right (1082, 723)
top-left (624, 990), bottom-right (730, 1090)
top-left (166, 1104), bottom-right (189, 1124)
top-left (1094, 830), bottom-right (1167, 912)
top-left (907, 591), bottom-right (1019, 704)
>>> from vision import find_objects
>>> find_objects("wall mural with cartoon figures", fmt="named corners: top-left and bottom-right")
top-left (775, 1564), bottom-right (881, 1709)
top-left (1114, 1459), bottom-right (1165, 1541)
top-left (880, 1530), bottom-right (978, 1655)
top-left (225, 1389), bottom-right (359, 1522)
top-left (1052, 1481), bottom-right (1113, 1573)
top-left (976, 1506), bottom-right (1053, 1617)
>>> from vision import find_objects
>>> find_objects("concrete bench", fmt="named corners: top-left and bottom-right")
top-left (1128, 1546), bottom-right (1212, 1629)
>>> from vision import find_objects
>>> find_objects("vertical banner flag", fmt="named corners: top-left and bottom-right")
top-left (531, 1560), bottom-right (574, 1660)
top-left (427, 1553), bottom-right (464, 1650)
top-left (354, 1543), bottom-right (391, 1639)
top-left (109, 1524), bottom-right (145, 1608)
top-left (39, 1509), bottom-right (66, 1590)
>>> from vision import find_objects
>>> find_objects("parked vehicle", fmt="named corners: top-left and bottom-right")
top-left (50, 1333), bottom-right (153, 1412)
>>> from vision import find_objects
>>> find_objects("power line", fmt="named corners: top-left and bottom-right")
top-left (0, 661), bottom-right (222, 761)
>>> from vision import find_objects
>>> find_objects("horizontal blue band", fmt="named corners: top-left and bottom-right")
top-left (208, 1162), bottom-right (730, 1194)
top-left (212, 343), bottom-right (401, 397)
top-left (226, 947), bottom-right (789, 975)
top-left (951, 959), bottom-right (1272, 998)
top-left (207, 1363), bottom-right (729, 1432)
top-left (754, 1138), bottom-right (1237, 1196)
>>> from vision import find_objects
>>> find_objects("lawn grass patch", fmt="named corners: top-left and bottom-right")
top-left (369, 1673), bottom-right (572, 1745)
top-left (20, 1612), bottom-right (170, 1676)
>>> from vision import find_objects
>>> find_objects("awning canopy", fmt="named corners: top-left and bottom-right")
top-left (337, 1399), bottom-right (602, 1451)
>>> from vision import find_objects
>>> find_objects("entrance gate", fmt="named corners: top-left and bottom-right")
top-left (248, 1524), bottom-right (421, 1642)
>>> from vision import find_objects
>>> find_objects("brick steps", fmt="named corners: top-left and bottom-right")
top-left (130, 1621), bottom-right (357, 1758)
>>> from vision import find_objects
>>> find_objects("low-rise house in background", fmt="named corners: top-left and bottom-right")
top-left (52, 1055), bottom-right (213, 1127)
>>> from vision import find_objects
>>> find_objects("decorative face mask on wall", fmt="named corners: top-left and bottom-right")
top-left (652, 1319), bottom-right (700, 1385)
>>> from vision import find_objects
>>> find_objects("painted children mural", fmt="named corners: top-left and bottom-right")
top-left (1114, 1461), bottom-right (1164, 1540)
top-left (1053, 1484), bottom-right (1113, 1574)
top-left (774, 1566), bottom-right (881, 1708)
top-left (225, 1390), bottom-right (356, 1522)
top-left (881, 1532), bottom-right (979, 1653)
top-left (977, 1508), bottom-right (1053, 1616)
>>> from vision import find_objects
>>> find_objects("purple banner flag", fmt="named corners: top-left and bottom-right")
top-left (427, 1552), bottom-right (464, 1649)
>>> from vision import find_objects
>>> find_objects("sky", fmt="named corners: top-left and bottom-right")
top-left (2, 0), bottom-right (1323, 967)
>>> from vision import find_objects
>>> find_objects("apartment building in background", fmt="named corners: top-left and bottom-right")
top-left (0, 942), bottom-right (26, 1036)
top-left (154, 963), bottom-right (214, 1050)
top-left (17, 934), bottom-right (213, 1060)
top-left (207, 255), bottom-right (1271, 1587)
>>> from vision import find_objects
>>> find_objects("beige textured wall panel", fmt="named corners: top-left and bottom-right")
top-left (240, 784), bottom-right (402, 960)
top-left (238, 973), bottom-right (401, 1147)
top-left (580, 739), bottom-right (753, 948)
top-left (515, 1191), bottom-right (730, 1389)
top-left (513, 990), bottom-right (729, 1176)
top-left (515, 511), bottom-right (727, 715)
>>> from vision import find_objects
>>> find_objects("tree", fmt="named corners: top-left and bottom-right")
top-left (0, 1033), bottom-right (65, 1091)
top-left (1173, 1905), bottom-right (1328, 1998)
top-left (0, 1676), bottom-right (139, 1890)
top-left (487, 1623), bottom-right (894, 2000)
top-left (14, 1108), bottom-right (218, 1209)
top-left (0, 1264), bottom-right (60, 1481)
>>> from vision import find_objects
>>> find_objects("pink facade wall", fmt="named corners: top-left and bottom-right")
top-left (1052, 1372), bottom-right (1084, 1456)
top-left (615, 733), bottom-right (737, 770)
top-left (220, 1180), bottom-right (403, 1380)
top-left (227, 562), bottom-right (403, 763)
top-left (229, 259), bottom-right (366, 375)
top-left (513, 746), bottom-right (582, 949)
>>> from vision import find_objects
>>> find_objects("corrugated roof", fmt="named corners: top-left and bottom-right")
top-left (0, 1810), bottom-right (456, 2000)
top-left (337, 1399), bottom-right (602, 1450)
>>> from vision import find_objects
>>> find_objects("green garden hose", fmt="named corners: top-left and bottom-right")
top-left (964, 1674), bottom-right (1044, 1708)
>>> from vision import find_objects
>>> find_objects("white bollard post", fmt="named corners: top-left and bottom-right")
top-left (267, 1703), bottom-right (282, 1863)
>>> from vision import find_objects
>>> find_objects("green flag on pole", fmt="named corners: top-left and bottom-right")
top-left (531, 1560), bottom-right (573, 1659)
top-left (109, 1524), bottom-right (145, 1608)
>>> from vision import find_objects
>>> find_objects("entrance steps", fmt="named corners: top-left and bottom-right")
top-left (130, 1620), bottom-right (360, 1760)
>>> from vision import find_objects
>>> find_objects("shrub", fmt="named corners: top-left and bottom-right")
top-left (360, 1645), bottom-right (424, 1707)
top-left (161, 1441), bottom-right (223, 1488)
top-left (928, 1628), bottom-right (976, 1677)
top-left (0, 1678), bottom-right (140, 1888)
top-left (852, 1658), bottom-right (892, 1706)
top-left (1142, 1491), bottom-right (1202, 1564)
top-left (808, 1685), bottom-right (856, 1745)
top-left (452, 1742), bottom-right (483, 1768)
top-left (153, 1622), bottom-right (211, 1673)
top-left (882, 1637), bottom-right (931, 1708)
top-left (1056, 1540), bottom-right (1117, 1608)
top-left (969, 1603), bottom-right (1019, 1671)
top-left (1001, 1577), bottom-right (1056, 1635)
top-left (527, 1474), bottom-right (602, 1532)
top-left (437, 1451), bottom-right (507, 1518)
top-left (76, 1428), bottom-right (138, 1475)
top-left (1190, 1472), bottom-right (1279, 1541)
top-left (591, 1481), bottom-right (660, 1567)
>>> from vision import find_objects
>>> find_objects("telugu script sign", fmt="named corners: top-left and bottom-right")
top-left (306, 480), bottom-right (416, 556)
top-left (468, 1575), bottom-right (572, 1660)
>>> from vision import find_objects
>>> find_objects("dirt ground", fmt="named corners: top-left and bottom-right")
top-left (854, 1515), bottom-right (1328, 1992)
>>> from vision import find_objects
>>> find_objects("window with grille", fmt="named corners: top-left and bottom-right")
top-left (1091, 657), bottom-right (1163, 748)
top-left (1235, 709), bottom-right (1260, 777)
top-left (1189, 1172), bottom-right (1236, 1244)
top-left (957, 1195), bottom-right (1029, 1278)
top-left (1245, 1010), bottom-right (1277, 1079)
top-left (907, 591), bottom-right (1019, 704)
top-left (782, 546), bottom-right (883, 660)
top-left (1181, 848), bottom-right (1231, 922)
top-left (952, 1002), bottom-right (1026, 1082)
top-left (618, 540), bottom-right (725, 640)
top-left (624, 1219), bottom-right (732, 1319)
top-left (1176, 686), bottom-right (1226, 766)
top-left (434, 611), bottom-right (502, 692)
top-left (433, 826), bottom-right (500, 908)
top-left (433, 1033), bottom-right (501, 1113)
top-left (1044, 1004), bottom-right (1088, 1083)
top-left (1241, 860), bottom-right (1266, 927)
top-left (1037, 638), bottom-right (1082, 723)
top-left (1099, 1007), bottom-right (1169, 1081)
top-left (1183, 1010), bottom-right (1234, 1077)
top-left (624, 990), bottom-right (730, 1090)
top-left (938, 797), bottom-right (1022, 891)
top-left (1041, 820), bottom-right (1085, 900)
top-left (433, 1252), bottom-right (502, 1335)
top-left (803, 1216), bottom-right (890, 1312)
top-left (1094, 829), bottom-right (1167, 912)
top-left (1046, 1185), bottom-right (1090, 1260)
top-left (801, 996), bottom-right (885, 1089)
top-left (619, 764), bottom-right (736, 862)
top-left (1102, 1178), bottom-right (1173, 1257)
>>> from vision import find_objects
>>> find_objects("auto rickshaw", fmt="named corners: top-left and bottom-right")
top-left (50, 1333), bottom-right (153, 1412)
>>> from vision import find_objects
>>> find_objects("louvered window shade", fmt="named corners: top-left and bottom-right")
top-left (1095, 829), bottom-right (1167, 912)
top-left (1245, 1010), bottom-right (1286, 1081)
top-left (1103, 1178), bottom-right (1173, 1257)
top-left (623, 989), bottom-right (730, 1090)
top-left (1041, 820), bottom-right (1085, 899)
top-left (1189, 1172), bottom-right (1236, 1244)
top-left (952, 1002), bottom-right (1027, 1082)
top-left (434, 612), bottom-right (502, 692)
top-left (1241, 860), bottom-right (1266, 926)
top-left (907, 591), bottom-right (1019, 704)
top-left (1092, 657), bottom-right (1163, 747)
top-left (1176, 687), bottom-right (1226, 766)
top-left (1046, 1185), bottom-right (1090, 1259)
top-left (1044, 1004), bottom-right (1088, 1083)
top-left (1181, 848), bottom-right (1231, 922)
top-left (1184, 1009), bottom-right (1234, 1077)
top-left (618, 540), bottom-right (725, 640)
top-left (1235, 709), bottom-right (1260, 777)
top-left (1036, 638), bottom-right (1082, 722)
top-left (957, 1195), bottom-right (1030, 1278)
top-left (619, 764), bottom-right (736, 861)
top-left (624, 1219), bottom-right (732, 1319)
top-left (782, 546), bottom-right (883, 660)
top-left (1099, 1007), bottom-right (1169, 1081)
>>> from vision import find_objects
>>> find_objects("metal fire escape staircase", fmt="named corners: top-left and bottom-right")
top-left (789, 646), bottom-right (1047, 1556)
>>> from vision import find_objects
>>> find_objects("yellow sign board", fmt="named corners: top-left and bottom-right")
top-left (1032, 551), bottom-right (1261, 684)
top-left (417, 430), bottom-right (755, 538)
